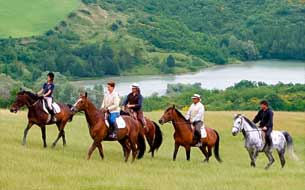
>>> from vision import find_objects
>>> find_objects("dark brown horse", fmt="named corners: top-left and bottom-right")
top-left (121, 108), bottom-right (163, 157)
top-left (71, 93), bottom-right (146, 162)
top-left (10, 90), bottom-right (74, 148)
top-left (159, 105), bottom-right (222, 162)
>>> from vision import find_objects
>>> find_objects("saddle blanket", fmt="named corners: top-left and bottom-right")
top-left (42, 101), bottom-right (61, 114)
top-left (200, 125), bottom-right (207, 138)
top-left (105, 116), bottom-right (126, 129)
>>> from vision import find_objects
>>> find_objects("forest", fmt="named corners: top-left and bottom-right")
top-left (0, 0), bottom-right (304, 83)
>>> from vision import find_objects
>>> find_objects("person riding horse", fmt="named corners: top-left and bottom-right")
top-left (122, 83), bottom-right (146, 129)
top-left (253, 100), bottom-right (273, 148)
top-left (100, 81), bottom-right (121, 139)
top-left (37, 72), bottom-right (56, 122)
top-left (185, 94), bottom-right (205, 147)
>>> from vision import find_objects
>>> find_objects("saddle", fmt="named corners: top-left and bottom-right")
top-left (42, 99), bottom-right (61, 114)
top-left (191, 123), bottom-right (207, 139)
top-left (103, 112), bottom-right (126, 129)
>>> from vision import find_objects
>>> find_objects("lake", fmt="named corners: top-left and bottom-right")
top-left (72, 60), bottom-right (305, 96)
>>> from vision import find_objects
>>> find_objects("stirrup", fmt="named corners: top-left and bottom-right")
top-left (195, 142), bottom-right (202, 147)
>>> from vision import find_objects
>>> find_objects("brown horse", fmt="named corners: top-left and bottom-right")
top-left (10, 90), bottom-right (74, 148)
top-left (121, 108), bottom-right (163, 157)
top-left (159, 105), bottom-right (222, 162)
top-left (71, 93), bottom-right (146, 162)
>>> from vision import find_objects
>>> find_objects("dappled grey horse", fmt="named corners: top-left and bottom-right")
top-left (232, 114), bottom-right (298, 169)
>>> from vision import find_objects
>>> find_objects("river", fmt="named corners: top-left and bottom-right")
top-left (72, 60), bottom-right (305, 96)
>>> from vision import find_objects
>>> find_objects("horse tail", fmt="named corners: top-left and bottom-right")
top-left (213, 129), bottom-right (222, 163)
top-left (152, 121), bottom-right (163, 152)
top-left (282, 131), bottom-right (299, 161)
top-left (137, 132), bottom-right (146, 159)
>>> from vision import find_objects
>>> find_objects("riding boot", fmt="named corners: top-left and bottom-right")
top-left (49, 109), bottom-right (57, 122)
top-left (109, 122), bottom-right (118, 140)
top-left (194, 132), bottom-right (202, 147)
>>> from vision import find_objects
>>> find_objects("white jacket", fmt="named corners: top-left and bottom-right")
top-left (185, 102), bottom-right (205, 123)
top-left (100, 90), bottom-right (120, 113)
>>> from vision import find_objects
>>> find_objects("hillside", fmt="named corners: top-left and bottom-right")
top-left (0, 110), bottom-right (304, 189)
top-left (0, 0), bottom-right (80, 38)
top-left (0, 0), bottom-right (305, 82)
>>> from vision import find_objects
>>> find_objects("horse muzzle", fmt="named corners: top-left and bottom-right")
top-left (158, 119), bottom-right (165, 125)
top-left (10, 106), bottom-right (18, 113)
top-left (70, 106), bottom-right (78, 113)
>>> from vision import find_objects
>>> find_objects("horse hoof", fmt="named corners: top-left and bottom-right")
top-left (51, 144), bottom-right (56, 148)
top-left (43, 145), bottom-right (47, 148)
top-left (203, 159), bottom-right (209, 163)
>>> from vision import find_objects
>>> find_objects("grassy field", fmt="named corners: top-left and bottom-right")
top-left (0, 109), bottom-right (304, 190)
top-left (0, 0), bottom-right (80, 38)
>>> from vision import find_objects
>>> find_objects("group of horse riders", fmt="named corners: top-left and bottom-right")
top-left (38, 72), bottom-right (274, 146)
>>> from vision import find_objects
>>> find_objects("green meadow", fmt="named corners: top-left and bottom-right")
top-left (0, 0), bottom-right (79, 38)
top-left (0, 110), bottom-right (304, 190)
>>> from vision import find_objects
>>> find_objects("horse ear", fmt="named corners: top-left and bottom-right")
top-left (85, 92), bottom-right (88, 98)
top-left (172, 104), bottom-right (175, 109)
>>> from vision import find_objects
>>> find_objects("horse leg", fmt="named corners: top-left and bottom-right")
top-left (119, 139), bottom-right (131, 162)
top-left (130, 138), bottom-right (138, 163)
top-left (87, 142), bottom-right (97, 160)
top-left (277, 148), bottom-right (286, 168)
top-left (22, 123), bottom-right (33, 145)
top-left (51, 129), bottom-right (64, 148)
top-left (185, 146), bottom-right (191, 161)
top-left (96, 142), bottom-right (104, 160)
top-left (199, 146), bottom-right (209, 162)
top-left (248, 149), bottom-right (256, 167)
top-left (62, 130), bottom-right (66, 146)
top-left (207, 146), bottom-right (212, 160)
top-left (40, 126), bottom-right (47, 148)
top-left (52, 122), bottom-right (66, 148)
top-left (264, 151), bottom-right (275, 170)
top-left (173, 143), bottom-right (180, 161)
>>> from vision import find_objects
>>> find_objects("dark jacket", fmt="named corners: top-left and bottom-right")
top-left (123, 93), bottom-right (143, 111)
top-left (253, 108), bottom-right (273, 130)
top-left (43, 82), bottom-right (55, 97)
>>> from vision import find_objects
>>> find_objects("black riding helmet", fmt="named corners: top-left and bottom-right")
top-left (47, 72), bottom-right (54, 81)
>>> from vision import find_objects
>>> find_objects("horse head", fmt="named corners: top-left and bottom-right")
top-left (71, 92), bottom-right (89, 113)
top-left (10, 90), bottom-right (39, 113)
top-left (158, 105), bottom-right (176, 125)
top-left (232, 114), bottom-right (245, 136)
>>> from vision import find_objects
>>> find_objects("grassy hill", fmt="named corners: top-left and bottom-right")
top-left (0, 0), bottom-right (80, 38)
top-left (0, 110), bottom-right (304, 190)
top-left (1, 0), bottom-right (305, 82)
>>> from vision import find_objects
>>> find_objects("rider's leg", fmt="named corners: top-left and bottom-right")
top-left (45, 97), bottom-right (56, 121)
top-left (193, 121), bottom-right (203, 147)
top-left (265, 127), bottom-right (273, 148)
top-left (137, 111), bottom-right (146, 128)
top-left (109, 112), bottom-right (119, 139)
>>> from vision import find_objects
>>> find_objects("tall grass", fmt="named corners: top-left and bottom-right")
top-left (0, 110), bottom-right (304, 190)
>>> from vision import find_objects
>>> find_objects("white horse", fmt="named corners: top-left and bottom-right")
top-left (232, 114), bottom-right (298, 169)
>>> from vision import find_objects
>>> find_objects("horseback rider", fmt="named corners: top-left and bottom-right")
top-left (100, 81), bottom-right (121, 139)
top-left (185, 94), bottom-right (205, 147)
top-left (122, 83), bottom-right (146, 129)
top-left (37, 72), bottom-right (56, 122)
top-left (253, 100), bottom-right (273, 148)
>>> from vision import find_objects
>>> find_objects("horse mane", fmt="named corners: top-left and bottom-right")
top-left (19, 91), bottom-right (39, 100)
top-left (166, 107), bottom-right (192, 132)
top-left (235, 114), bottom-right (257, 129)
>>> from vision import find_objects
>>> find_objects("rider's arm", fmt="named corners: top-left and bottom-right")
top-left (185, 106), bottom-right (192, 121)
top-left (37, 88), bottom-right (43, 95)
top-left (108, 94), bottom-right (120, 112)
top-left (122, 95), bottom-right (129, 106)
top-left (266, 111), bottom-right (273, 129)
top-left (133, 95), bottom-right (143, 110)
top-left (100, 98), bottom-right (105, 109)
top-left (43, 90), bottom-right (52, 97)
top-left (252, 110), bottom-right (261, 124)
